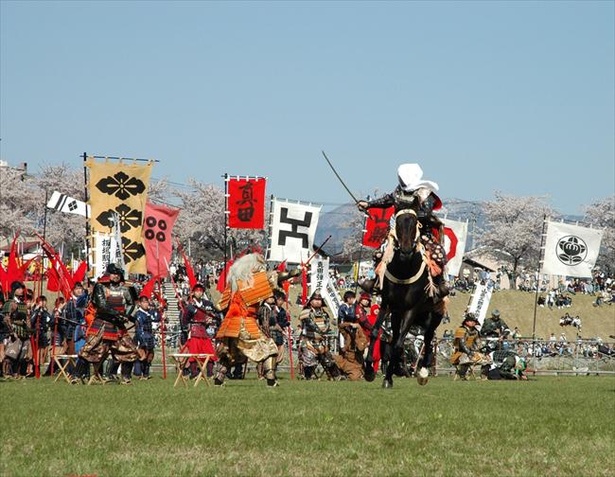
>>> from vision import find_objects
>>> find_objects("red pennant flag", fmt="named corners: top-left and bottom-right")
top-left (216, 260), bottom-right (233, 293)
top-left (140, 274), bottom-right (162, 299)
top-left (143, 202), bottom-right (180, 276)
top-left (227, 177), bottom-right (266, 229)
top-left (37, 234), bottom-right (73, 300)
top-left (71, 261), bottom-right (88, 285)
top-left (301, 264), bottom-right (308, 307)
top-left (1, 233), bottom-right (37, 295)
top-left (363, 207), bottom-right (394, 249)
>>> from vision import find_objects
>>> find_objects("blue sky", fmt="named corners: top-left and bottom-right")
top-left (1, 1), bottom-right (613, 215)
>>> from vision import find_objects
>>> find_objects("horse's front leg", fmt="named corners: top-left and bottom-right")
top-left (416, 312), bottom-right (443, 386)
top-left (382, 312), bottom-right (407, 389)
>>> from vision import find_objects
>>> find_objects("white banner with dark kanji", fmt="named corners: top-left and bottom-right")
top-left (467, 281), bottom-right (494, 327)
top-left (268, 199), bottom-right (321, 264)
top-left (91, 231), bottom-right (123, 279)
top-left (310, 256), bottom-right (329, 296)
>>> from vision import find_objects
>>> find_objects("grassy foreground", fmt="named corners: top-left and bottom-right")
top-left (2, 374), bottom-right (613, 477)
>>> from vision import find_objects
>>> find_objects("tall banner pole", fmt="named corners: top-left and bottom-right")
top-left (156, 241), bottom-right (167, 379)
top-left (531, 214), bottom-right (548, 374)
top-left (355, 214), bottom-right (368, 296)
top-left (82, 152), bottom-right (91, 275)
top-left (223, 173), bottom-right (229, 270)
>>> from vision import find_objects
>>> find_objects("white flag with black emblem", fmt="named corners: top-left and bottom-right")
top-left (46, 190), bottom-right (90, 217)
top-left (268, 199), bottom-right (321, 264)
top-left (542, 221), bottom-right (603, 278)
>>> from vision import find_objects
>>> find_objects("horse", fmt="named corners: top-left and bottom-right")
top-left (364, 196), bottom-right (446, 388)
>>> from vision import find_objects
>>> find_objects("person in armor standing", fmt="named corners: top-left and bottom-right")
top-left (181, 283), bottom-right (218, 378)
top-left (450, 313), bottom-right (491, 380)
top-left (298, 291), bottom-right (342, 381)
top-left (133, 296), bottom-right (159, 380)
top-left (357, 163), bottom-right (448, 299)
top-left (2, 281), bottom-right (32, 379)
top-left (75, 264), bottom-right (139, 384)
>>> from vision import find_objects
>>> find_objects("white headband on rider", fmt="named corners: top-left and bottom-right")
top-left (397, 163), bottom-right (439, 194)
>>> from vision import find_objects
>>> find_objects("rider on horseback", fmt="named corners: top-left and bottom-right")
top-left (357, 163), bottom-right (448, 299)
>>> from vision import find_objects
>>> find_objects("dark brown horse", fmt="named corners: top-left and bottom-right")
top-left (364, 197), bottom-right (445, 388)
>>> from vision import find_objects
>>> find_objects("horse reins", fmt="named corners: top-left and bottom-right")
top-left (384, 208), bottom-right (428, 285)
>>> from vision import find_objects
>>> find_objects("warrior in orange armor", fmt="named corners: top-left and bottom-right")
top-left (215, 253), bottom-right (298, 387)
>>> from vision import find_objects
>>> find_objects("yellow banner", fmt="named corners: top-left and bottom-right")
top-left (86, 157), bottom-right (153, 275)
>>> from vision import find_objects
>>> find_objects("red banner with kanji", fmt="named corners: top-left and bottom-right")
top-left (362, 207), bottom-right (394, 248)
top-left (143, 202), bottom-right (180, 276)
top-left (227, 177), bottom-right (266, 229)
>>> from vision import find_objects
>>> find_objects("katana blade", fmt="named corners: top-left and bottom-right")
top-left (321, 150), bottom-right (359, 204)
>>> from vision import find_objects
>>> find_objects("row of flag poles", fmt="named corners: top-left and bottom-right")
top-left (30, 158), bottom-right (605, 307)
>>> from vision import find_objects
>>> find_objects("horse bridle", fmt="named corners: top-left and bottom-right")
top-left (384, 208), bottom-right (427, 285)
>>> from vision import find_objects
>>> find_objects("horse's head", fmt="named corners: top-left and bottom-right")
top-left (394, 206), bottom-right (420, 258)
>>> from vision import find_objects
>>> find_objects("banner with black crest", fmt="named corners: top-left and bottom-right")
top-left (86, 157), bottom-right (153, 275)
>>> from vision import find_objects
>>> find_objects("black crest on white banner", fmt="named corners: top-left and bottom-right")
top-left (556, 235), bottom-right (587, 266)
top-left (276, 207), bottom-right (313, 248)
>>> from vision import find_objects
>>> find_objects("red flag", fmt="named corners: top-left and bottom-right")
top-left (71, 261), bottom-right (88, 285)
top-left (363, 207), bottom-right (394, 248)
top-left (1, 233), bottom-right (36, 295)
top-left (301, 264), bottom-right (308, 307)
top-left (143, 202), bottom-right (180, 276)
top-left (216, 260), bottom-right (233, 293)
top-left (37, 235), bottom-right (73, 300)
top-left (140, 274), bottom-right (162, 299)
top-left (174, 240), bottom-right (198, 289)
top-left (227, 177), bottom-right (266, 229)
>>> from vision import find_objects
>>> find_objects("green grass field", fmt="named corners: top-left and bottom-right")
top-left (2, 374), bottom-right (613, 477)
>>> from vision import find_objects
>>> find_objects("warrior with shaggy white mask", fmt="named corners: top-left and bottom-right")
top-left (215, 253), bottom-right (298, 387)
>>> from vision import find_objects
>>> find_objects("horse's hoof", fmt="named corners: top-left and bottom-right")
top-left (382, 379), bottom-right (393, 389)
top-left (417, 367), bottom-right (429, 386)
top-left (364, 364), bottom-right (375, 382)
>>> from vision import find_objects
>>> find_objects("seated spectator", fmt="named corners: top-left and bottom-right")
top-left (334, 322), bottom-right (368, 380)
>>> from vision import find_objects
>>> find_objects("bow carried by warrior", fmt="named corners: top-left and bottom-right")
top-left (322, 152), bottom-right (449, 300)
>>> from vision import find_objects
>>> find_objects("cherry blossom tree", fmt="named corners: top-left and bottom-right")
top-left (477, 192), bottom-right (554, 289)
top-left (583, 195), bottom-right (615, 275)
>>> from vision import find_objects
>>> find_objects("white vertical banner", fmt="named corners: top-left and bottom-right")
top-left (467, 281), bottom-right (494, 326)
top-left (324, 278), bottom-right (343, 320)
top-left (268, 199), bottom-right (321, 264)
top-left (92, 232), bottom-right (123, 279)
top-left (442, 218), bottom-right (468, 278)
top-left (310, 256), bottom-right (330, 296)
top-left (542, 221), bottom-right (603, 278)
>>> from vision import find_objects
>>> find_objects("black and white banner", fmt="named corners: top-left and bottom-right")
top-left (46, 190), bottom-right (90, 217)
top-left (309, 256), bottom-right (342, 318)
top-left (268, 199), bottom-right (321, 264)
top-left (467, 281), bottom-right (494, 326)
top-left (542, 221), bottom-right (603, 278)
top-left (92, 232), bottom-right (123, 279)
